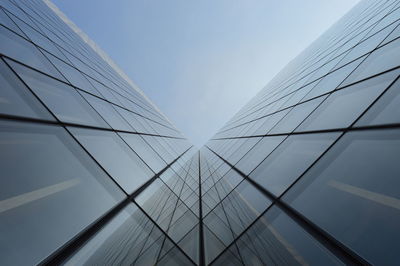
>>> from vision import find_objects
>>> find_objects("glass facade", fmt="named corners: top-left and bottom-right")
top-left (1, 0), bottom-right (400, 265)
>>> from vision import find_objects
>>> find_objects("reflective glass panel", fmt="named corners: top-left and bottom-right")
top-left (284, 129), bottom-right (400, 265)
top-left (0, 121), bottom-right (123, 266)
top-left (250, 133), bottom-right (339, 196)
top-left (0, 59), bottom-right (53, 119)
top-left (7, 60), bottom-right (109, 127)
top-left (69, 128), bottom-right (154, 194)
top-left (297, 70), bottom-right (399, 131)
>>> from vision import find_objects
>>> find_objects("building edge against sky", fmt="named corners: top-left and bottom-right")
top-left (1, 0), bottom-right (400, 265)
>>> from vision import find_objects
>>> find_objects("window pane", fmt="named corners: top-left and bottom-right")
top-left (270, 96), bottom-right (326, 134)
top-left (303, 57), bottom-right (365, 101)
top-left (235, 136), bottom-right (285, 175)
top-left (69, 128), bottom-right (154, 194)
top-left (0, 121), bottom-right (124, 266)
top-left (297, 70), bottom-right (400, 132)
top-left (284, 129), bottom-right (400, 265)
top-left (81, 92), bottom-right (133, 131)
top-left (356, 77), bottom-right (400, 126)
top-left (0, 25), bottom-right (64, 80)
top-left (342, 38), bottom-right (400, 86)
top-left (176, 225), bottom-right (199, 264)
top-left (221, 179), bottom-right (272, 236)
top-left (0, 59), bottom-right (53, 119)
top-left (250, 133), bottom-right (339, 196)
top-left (204, 226), bottom-right (226, 264)
top-left (7, 60), bottom-right (110, 127)
top-left (120, 133), bottom-right (167, 173)
top-left (42, 50), bottom-right (101, 96)
top-left (65, 203), bottom-right (170, 266)
top-left (214, 206), bottom-right (344, 265)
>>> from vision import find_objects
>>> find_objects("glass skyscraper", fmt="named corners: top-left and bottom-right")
top-left (1, 0), bottom-right (400, 265)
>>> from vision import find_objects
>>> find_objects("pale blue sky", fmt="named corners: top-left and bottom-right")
top-left (52, 0), bottom-right (359, 146)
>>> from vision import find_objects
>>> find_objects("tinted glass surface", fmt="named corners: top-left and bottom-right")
top-left (284, 129), bottom-right (400, 265)
top-left (0, 121), bottom-right (123, 265)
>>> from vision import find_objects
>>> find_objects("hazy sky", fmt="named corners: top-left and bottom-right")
top-left (52, 0), bottom-right (359, 146)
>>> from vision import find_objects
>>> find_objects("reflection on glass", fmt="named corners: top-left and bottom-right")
top-left (0, 59), bottom-right (54, 119)
top-left (0, 121), bottom-right (123, 266)
top-left (235, 136), bottom-right (285, 175)
top-left (65, 203), bottom-right (192, 265)
top-left (177, 223), bottom-right (199, 264)
top-left (297, 70), bottom-right (400, 131)
top-left (0, 25), bottom-right (64, 80)
top-left (284, 129), bottom-right (400, 265)
top-left (204, 225), bottom-right (226, 264)
top-left (250, 133), bottom-right (339, 196)
top-left (120, 133), bottom-right (167, 173)
top-left (69, 127), bottom-right (154, 194)
top-left (342, 38), bottom-right (400, 86)
top-left (270, 96), bottom-right (325, 134)
top-left (214, 206), bottom-right (344, 265)
top-left (42, 50), bottom-right (101, 96)
top-left (356, 77), bottom-right (400, 126)
top-left (7, 60), bottom-right (110, 127)
top-left (303, 57), bottom-right (364, 101)
top-left (82, 92), bottom-right (132, 131)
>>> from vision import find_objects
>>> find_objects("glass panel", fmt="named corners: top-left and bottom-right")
top-left (222, 179), bottom-right (272, 236)
top-left (284, 129), bottom-right (400, 265)
top-left (0, 59), bottom-right (53, 119)
top-left (69, 128), bottom-right (154, 194)
top-left (42, 50), bottom-right (101, 96)
top-left (132, 233), bottom-right (164, 265)
top-left (81, 92), bottom-right (133, 131)
top-left (214, 206), bottom-right (344, 265)
top-left (204, 225), bottom-right (227, 264)
top-left (212, 248), bottom-right (242, 266)
top-left (142, 135), bottom-right (175, 164)
top-left (303, 57), bottom-right (365, 101)
top-left (297, 70), bottom-right (400, 132)
top-left (176, 225), bottom-right (199, 264)
top-left (225, 137), bottom-right (260, 165)
top-left (204, 205), bottom-right (235, 246)
top-left (235, 136), bottom-right (285, 175)
top-left (270, 96), bottom-right (326, 134)
top-left (0, 25), bottom-right (64, 80)
top-left (158, 243), bottom-right (195, 266)
top-left (0, 121), bottom-right (123, 266)
top-left (168, 209), bottom-right (198, 242)
top-left (0, 8), bottom-right (26, 36)
top-left (119, 133), bottom-right (167, 173)
top-left (9, 14), bottom-right (69, 63)
top-left (65, 203), bottom-right (162, 265)
top-left (7, 60), bottom-right (109, 127)
top-left (252, 109), bottom-right (290, 135)
top-left (342, 38), bottom-right (400, 86)
top-left (214, 169), bottom-right (244, 199)
top-left (250, 133), bottom-right (339, 196)
top-left (356, 77), bottom-right (400, 126)
top-left (136, 178), bottom-right (179, 231)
